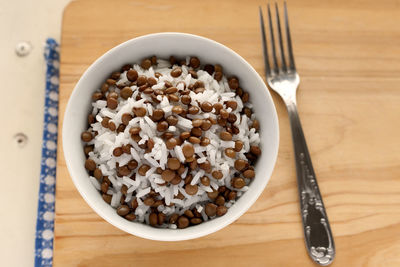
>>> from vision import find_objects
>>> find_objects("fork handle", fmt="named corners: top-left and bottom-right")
top-left (285, 101), bottom-right (335, 266)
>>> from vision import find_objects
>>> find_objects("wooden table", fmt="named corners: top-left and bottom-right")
top-left (55, 0), bottom-right (400, 266)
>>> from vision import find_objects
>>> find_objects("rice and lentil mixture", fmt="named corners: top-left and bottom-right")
top-left (81, 56), bottom-right (261, 229)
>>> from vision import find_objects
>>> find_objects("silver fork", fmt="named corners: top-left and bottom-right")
top-left (259, 3), bottom-right (335, 266)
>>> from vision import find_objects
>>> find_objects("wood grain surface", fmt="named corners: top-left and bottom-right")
top-left (55, 0), bottom-right (400, 266)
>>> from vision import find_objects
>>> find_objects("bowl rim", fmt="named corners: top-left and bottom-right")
top-left (63, 32), bottom-right (279, 241)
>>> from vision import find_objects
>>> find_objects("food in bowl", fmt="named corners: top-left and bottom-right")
top-left (81, 55), bottom-right (261, 229)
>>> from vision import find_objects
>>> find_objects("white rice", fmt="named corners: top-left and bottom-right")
top-left (84, 57), bottom-right (261, 228)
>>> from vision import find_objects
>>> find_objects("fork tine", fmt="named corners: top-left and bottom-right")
top-left (284, 1), bottom-right (296, 70)
top-left (275, 3), bottom-right (287, 72)
top-left (267, 3), bottom-right (279, 73)
top-left (259, 6), bottom-right (271, 76)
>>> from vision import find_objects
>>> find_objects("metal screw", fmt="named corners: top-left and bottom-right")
top-left (14, 133), bottom-right (28, 147)
top-left (15, 41), bottom-right (32, 57)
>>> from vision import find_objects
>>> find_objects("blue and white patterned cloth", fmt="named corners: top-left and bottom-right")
top-left (34, 38), bottom-right (59, 267)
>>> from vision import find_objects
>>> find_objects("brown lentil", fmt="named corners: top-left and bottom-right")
top-left (148, 77), bottom-right (157, 86)
top-left (201, 120), bottom-right (212, 131)
top-left (243, 169), bottom-right (255, 179)
top-left (149, 212), bottom-right (158, 226)
top-left (85, 159), bottom-right (96, 171)
top-left (192, 119), bottom-right (203, 127)
top-left (157, 213), bottom-right (165, 225)
top-left (168, 94), bottom-right (179, 102)
top-left (190, 218), bottom-right (202, 225)
top-left (167, 158), bottom-right (181, 170)
top-left (189, 136), bottom-right (201, 144)
top-left (92, 92), bottom-right (103, 101)
top-left (220, 131), bottom-right (232, 141)
top-left (216, 206), bottom-right (228, 216)
top-left (184, 210), bottom-right (194, 218)
top-left (177, 216), bottom-right (189, 228)
top-left (101, 83), bottom-right (109, 93)
top-left (117, 205), bottom-right (130, 216)
top-left (232, 177), bottom-right (246, 189)
top-left (102, 194), bottom-right (112, 204)
top-left (252, 119), bottom-right (260, 130)
top-left (125, 213), bottom-right (136, 221)
top-left (101, 117), bottom-right (110, 128)
top-left (185, 184), bottom-right (198, 195)
top-left (133, 107), bottom-right (146, 117)
top-left (169, 214), bottom-right (179, 224)
top-left (228, 77), bottom-right (239, 89)
top-left (181, 95), bottom-right (191, 105)
top-left (144, 197), bottom-right (155, 206)
top-left (127, 69), bottom-right (138, 82)
top-left (225, 148), bottom-right (236, 158)
top-left (234, 159), bottom-right (248, 171)
top-left (182, 144), bottom-right (194, 158)
top-left (171, 67), bottom-right (182, 77)
top-left (187, 106), bottom-right (199, 116)
top-left (185, 174), bottom-right (193, 184)
top-left (117, 124), bottom-right (126, 133)
top-left (213, 103), bottom-right (223, 114)
top-left (129, 127), bottom-right (141, 135)
top-left (152, 109), bottom-right (164, 121)
top-left (81, 131), bottom-right (93, 142)
top-left (234, 140), bottom-right (244, 152)
top-left (106, 78), bottom-right (116, 85)
top-left (170, 174), bottom-right (182, 185)
top-left (143, 87), bottom-right (153, 94)
top-left (84, 145), bottom-right (94, 156)
top-left (250, 146), bottom-right (262, 156)
top-left (205, 203), bottom-right (217, 217)
top-left (191, 127), bottom-right (202, 137)
top-left (226, 100), bottom-right (238, 111)
top-left (228, 113), bottom-right (237, 123)
top-left (108, 121), bottom-right (116, 131)
top-left (201, 102), bottom-right (213, 112)
top-left (207, 189), bottom-right (219, 199)
top-left (203, 64), bottom-right (215, 75)
top-left (118, 166), bottom-right (130, 176)
top-left (200, 176), bottom-right (210, 186)
top-left (121, 113), bottom-right (133, 125)
top-left (127, 160), bottom-right (138, 170)
top-left (136, 75), bottom-right (147, 86)
top-left (107, 97), bottom-right (118, 110)
top-left (122, 144), bottom-right (132, 154)
top-left (113, 147), bottom-right (123, 157)
top-left (215, 196), bottom-right (225, 206)
top-left (228, 191), bottom-right (237, 200)
top-left (138, 164), bottom-right (150, 176)
top-left (101, 182), bottom-right (109, 194)
top-left (161, 169), bottom-right (176, 182)
top-left (189, 159), bottom-right (197, 170)
top-left (165, 137), bottom-right (178, 149)
top-left (94, 168), bottom-right (102, 180)
top-left (200, 137), bottom-right (210, 146)
top-left (212, 170), bottom-right (223, 180)
top-left (189, 57), bottom-right (200, 68)
top-left (199, 160), bottom-right (211, 173)
top-left (120, 87), bottom-right (133, 99)
top-left (166, 87), bottom-right (178, 94)
top-left (156, 121), bottom-right (169, 132)
top-left (180, 131), bottom-right (191, 140)
top-left (220, 109), bottom-right (229, 119)
top-left (242, 92), bottom-right (249, 103)
top-left (172, 105), bottom-right (183, 114)
top-left (188, 70), bottom-right (198, 78)
top-left (166, 115), bottom-right (178, 126)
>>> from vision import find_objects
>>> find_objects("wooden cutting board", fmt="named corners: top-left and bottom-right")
top-left (55, 0), bottom-right (400, 266)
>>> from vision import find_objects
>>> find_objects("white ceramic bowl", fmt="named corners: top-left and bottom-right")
top-left (63, 32), bottom-right (279, 241)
